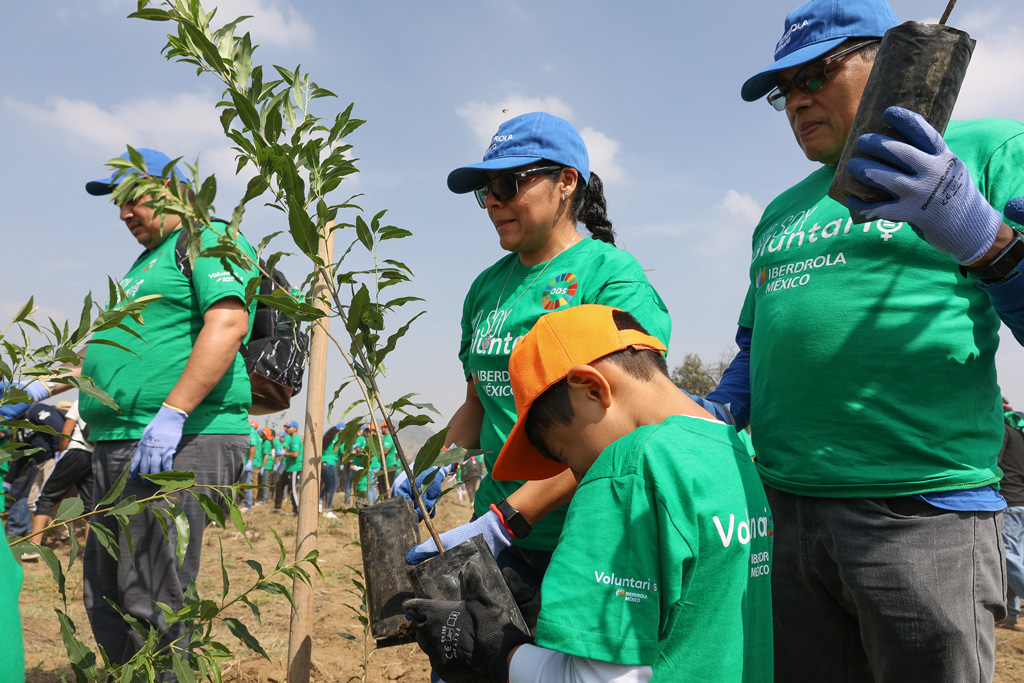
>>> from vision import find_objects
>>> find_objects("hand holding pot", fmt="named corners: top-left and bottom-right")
top-left (846, 106), bottom-right (1003, 265)
top-left (391, 463), bottom-right (455, 520)
top-left (406, 510), bottom-right (512, 565)
top-left (403, 562), bottom-right (532, 682)
top-left (501, 567), bottom-right (541, 635)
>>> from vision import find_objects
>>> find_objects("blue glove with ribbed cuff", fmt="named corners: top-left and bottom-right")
top-left (406, 509), bottom-right (513, 565)
top-left (391, 463), bottom-right (456, 520)
top-left (846, 106), bottom-right (1003, 265)
top-left (132, 405), bottom-right (188, 477)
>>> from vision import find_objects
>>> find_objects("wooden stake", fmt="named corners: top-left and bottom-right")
top-left (939, 0), bottom-right (957, 24)
top-left (287, 221), bottom-right (334, 683)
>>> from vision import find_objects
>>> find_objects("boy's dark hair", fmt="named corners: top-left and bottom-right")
top-left (524, 309), bottom-right (668, 462)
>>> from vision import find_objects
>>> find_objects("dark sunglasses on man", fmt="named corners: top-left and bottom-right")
top-left (473, 165), bottom-right (564, 208)
top-left (767, 39), bottom-right (881, 111)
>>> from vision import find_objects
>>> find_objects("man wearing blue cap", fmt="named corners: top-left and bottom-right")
top-left (274, 419), bottom-right (302, 513)
top-left (687, 0), bottom-right (1024, 679)
top-left (77, 148), bottom-right (259, 668)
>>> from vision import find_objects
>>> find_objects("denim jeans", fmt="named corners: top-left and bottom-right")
top-left (341, 464), bottom-right (354, 505)
top-left (1004, 506), bottom-right (1024, 619)
top-left (321, 464), bottom-right (338, 510)
top-left (766, 486), bottom-right (1005, 682)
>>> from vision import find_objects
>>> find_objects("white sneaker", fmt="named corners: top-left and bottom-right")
top-left (325, 511), bottom-right (338, 519)
top-left (21, 552), bottom-right (40, 562)
top-left (318, 502), bottom-right (324, 513)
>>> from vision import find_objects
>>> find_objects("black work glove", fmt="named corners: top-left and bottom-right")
top-left (404, 562), bottom-right (532, 682)
top-left (501, 567), bottom-right (541, 636)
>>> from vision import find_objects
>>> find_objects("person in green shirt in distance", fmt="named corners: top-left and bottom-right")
top-left (375, 422), bottom-right (398, 498)
top-left (322, 422), bottom-right (344, 518)
top-left (273, 420), bottom-right (302, 513)
top-left (353, 424), bottom-right (381, 504)
top-left (405, 305), bottom-right (772, 682)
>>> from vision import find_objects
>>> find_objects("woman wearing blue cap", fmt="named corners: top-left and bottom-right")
top-left (398, 112), bottom-right (672, 591)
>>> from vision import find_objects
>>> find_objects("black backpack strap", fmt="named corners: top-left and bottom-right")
top-left (175, 229), bottom-right (192, 280)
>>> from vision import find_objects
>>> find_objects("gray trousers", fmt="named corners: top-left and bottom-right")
top-left (766, 486), bottom-right (1005, 683)
top-left (83, 435), bottom-right (246, 666)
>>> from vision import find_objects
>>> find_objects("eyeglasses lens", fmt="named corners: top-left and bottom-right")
top-left (474, 175), bottom-right (519, 208)
top-left (767, 64), bottom-right (829, 111)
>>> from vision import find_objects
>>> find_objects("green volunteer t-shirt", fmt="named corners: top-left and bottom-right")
top-left (0, 542), bottom-right (24, 676)
top-left (80, 223), bottom-right (258, 439)
top-left (536, 415), bottom-right (773, 680)
top-left (323, 434), bottom-right (341, 468)
top-left (381, 434), bottom-right (397, 469)
top-left (738, 119), bottom-right (1024, 497)
top-left (461, 237), bottom-right (671, 551)
top-left (256, 438), bottom-right (274, 469)
top-left (284, 432), bottom-right (304, 473)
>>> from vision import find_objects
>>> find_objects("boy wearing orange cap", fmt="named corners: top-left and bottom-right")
top-left (405, 305), bottom-right (772, 682)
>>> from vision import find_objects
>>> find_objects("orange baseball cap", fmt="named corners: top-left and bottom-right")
top-left (492, 305), bottom-right (666, 481)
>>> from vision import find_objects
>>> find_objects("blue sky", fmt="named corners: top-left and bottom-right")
top-left (3, 0), bottom-right (1023, 428)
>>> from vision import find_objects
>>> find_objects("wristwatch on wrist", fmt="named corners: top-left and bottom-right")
top-left (491, 498), bottom-right (532, 539)
top-left (962, 228), bottom-right (1024, 281)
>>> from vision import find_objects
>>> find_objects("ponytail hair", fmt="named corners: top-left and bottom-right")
top-left (571, 172), bottom-right (615, 246)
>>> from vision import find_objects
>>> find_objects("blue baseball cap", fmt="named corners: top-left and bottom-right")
top-left (85, 148), bottom-right (191, 196)
top-left (447, 112), bottom-right (590, 194)
top-left (335, 422), bottom-right (345, 431)
top-left (284, 420), bottom-right (299, 428)
top-left (741, 0), bottom-right (898, 102)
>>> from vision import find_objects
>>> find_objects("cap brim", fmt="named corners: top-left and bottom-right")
top-left (447, 156), bottom-right (545, 194)
top-left (85, 178), bottom-right (116, 196)
top-left (740, 37), bottom-right (846, 102)
top-left (491, 410), bottom-right (569, 482)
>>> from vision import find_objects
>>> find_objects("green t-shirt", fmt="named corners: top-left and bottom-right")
top-left (0, 542), bottom-right (24, 675)
top-left (381, 433), bottom-right (397, 469)
top-left (255, 438), bottom-right (274, 469)
top-left (536, 416), bottom-right (773, 680)
top-left (323, 434), bottom-right (341, 467)
top-left (461, 237), bottom-right (672, 550)
top-left (738, 119), bottom-right (1024, 497)
top-left (249, 428), bottom-right (260, 460)
top-left (80, 223), bottom-right (258, 439)
top-left (284, 432), bottom-right (304, 473)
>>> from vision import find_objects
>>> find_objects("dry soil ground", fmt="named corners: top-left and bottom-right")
top-left (14, 495), bottom-right (1024, 682)
top-left (16, 493), bottom-right (481, 683)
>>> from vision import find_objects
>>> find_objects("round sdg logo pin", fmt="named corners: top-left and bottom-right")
top-left (542, 273), bottom-right (577, 310)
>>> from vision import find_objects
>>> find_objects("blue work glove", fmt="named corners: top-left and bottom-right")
top-left (846, 106), bottom-right (1003, 265)
top-left (391, 463), bottom-right (456, 520)
top-left (1005, 197), bottom-right (1024, 227)
top-left (243, 460), bottom-right (253, 475)
top-left (0, 380), bottom-right (53, 420)
top-left (406, 509), bottom-right (513, 565)
top-left (131, 405), bottom-right (188, 477)
top-left (273, 459), bottom-right (283, 473)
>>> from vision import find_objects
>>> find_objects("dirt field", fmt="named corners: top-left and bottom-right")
top-left (17, 494), bottom-right (481, 683)
top-left (15, 494), bottom-right (1024, 682)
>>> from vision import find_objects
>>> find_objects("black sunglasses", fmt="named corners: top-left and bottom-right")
top-left (473, 165), bottom-right (564, 208)
top-left (766, 39), bottom-right (881, 111)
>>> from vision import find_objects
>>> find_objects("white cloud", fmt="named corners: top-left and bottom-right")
top-left (632, 189), bottom-right (763, 255)
top-left (4, 92), bottom-right (249, 187)
top-left (951, 24), bottom-right (1024, 120)
top-left (455, 96), bottom-right (625, 182)
top-left (5, 92), bottom-right (222, 153)
top-left (212, 0), bottom-right (315, 49)
top-left (719, 189), bottom-right (763, 227)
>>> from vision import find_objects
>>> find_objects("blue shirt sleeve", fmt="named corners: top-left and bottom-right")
top-left (701, 326), bottom-right (752, 430)
top-left (975, 270), bottom-right (1024, 346)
